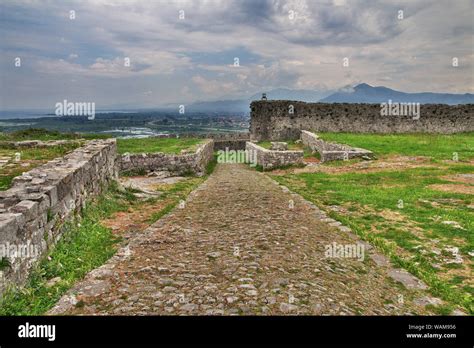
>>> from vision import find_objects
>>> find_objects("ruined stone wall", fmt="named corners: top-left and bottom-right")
top-left (301, 130), bottom-right (373, 162)
top-left (0, 139), bottom-right (81, 149)
top-left (245, 142), bottom-right (303, 170)
top-left (213, 140), bottom-right (247, 151)
top-left (119, 139), bottom-right (214, 176)
top-left (209, 133), bottom-right (250, 150)
top-left (0, 139), bottom-right (118, 295)
top-left (250, 101), bottom-right (474, 141)
top-left (152, 133), bottom-right (250, 151)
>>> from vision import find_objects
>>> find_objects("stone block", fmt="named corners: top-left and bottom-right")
top-left (270, 142), bottom-right (288, 151)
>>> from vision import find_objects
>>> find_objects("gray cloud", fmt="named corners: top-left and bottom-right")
top-left (0, 0), bottom-right (472, 109)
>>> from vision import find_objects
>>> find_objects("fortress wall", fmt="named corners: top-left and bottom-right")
top-left (250, 101), bottom-right (474, 141)
top-left (0, 139), bottom-right (118, 295)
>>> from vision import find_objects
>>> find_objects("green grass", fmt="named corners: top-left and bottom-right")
top-left (206, 154), bottom-right (218, 175)
top-left (117, 137), bottom-right (204, 154)
top-left (148, 178), bottom-right (205, 224)
top-left (0, 128), bottom-right (110, 141)
top-left (256, 141), bottom-right (319, 161)
top-left (0, 182), bottom-right (137, 315)
top-left (146, 155), bottom-right (217, 224)
top-left (0, 152), bottom-right (217, 315)
top-left (0, 257), bottom-right (11, 270)
top-left (270, 133), bottom-right (474, 313)
top-left (257, 140), bottom-right (302, 150)
top-left (0, 142), bottom-right (82, 190)
top-left (0, 128), bottom-right (113, 191)
top-left (317, 132), bottom-right (474, 161)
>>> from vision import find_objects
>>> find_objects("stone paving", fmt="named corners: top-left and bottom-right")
top-left (50, 164), bottom-right (434, 315)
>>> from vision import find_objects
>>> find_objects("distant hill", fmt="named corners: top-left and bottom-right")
top-left (186, 99), bottom-right (250, 113)
top-left (184, 84), bottom-right (473, 112)
top-left (320, 83), bottom-right (474, 104)
top-left (248, 88), bottom-right (333, 103)
top-left (187, 88), bottom-right (334, 112)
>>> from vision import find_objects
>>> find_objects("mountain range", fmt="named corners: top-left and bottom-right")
top-left (186, 84), bottom-right (474, 112)
top-left (320, 83), bottom-right (474, 104)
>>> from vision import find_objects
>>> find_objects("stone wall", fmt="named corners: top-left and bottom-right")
top-left (0, 139), bottom-right (118, 295)
top-left (213, 140), bottom-right (247, 151)
top-left (119, 139), bottom-right (214, 176)
top-left (250, 101), bottom-right (474, 141)
top-left (245, 142), bottom-right (303, 170)
top-left (152, 133), bottom-right (250, 151)
top-left (0, 139), bottom-right (81, 149)
top-left (301, 130), bottom-right (373, 162)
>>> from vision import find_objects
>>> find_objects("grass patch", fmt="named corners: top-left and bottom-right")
top-left (148, 177), bottom-right (207, 224)
top-left (0, 128), bottom-right (110, 141)
top-left (270, 133), bottom-right (474, 313)
top-left (0, 257), bottom-right (11, 271)
top-left (206, 154), bottom-right (218, 175)
top-left (257, 140), bottom-right (302, 151)
top-left (119, 168), bottom-right (147, 177)
top-left (0, 152), bottom-right (218, 315)
top-left (256, 141), bottom-right (320, 161)
top-left (117, 137), bottom-right (204, 154)
top-left (0, 182), bottom-right (137, 315)
top-left (316, 132), bottom-right (474, 161)
top-left (146, 157), bottom-right (217, 224)
top-left (147, 202), bottom-right (176, 224)
top-left (0, 142), bottom-right (82, 190)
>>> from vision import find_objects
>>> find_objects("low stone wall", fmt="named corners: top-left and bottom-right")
top-left (119, 139), bottom-right (214, 176)
top-left (213, 140), bottom-right (247, 151)
top-left (0, 139), bottom-right (118, 295)
top-left (250, 101), bottom-right (474, 141)
top-left (301, 130), bottom-right (373, 162)
top-left (153, 133), bottom-right (250, 151)
top-left (245, 142), bottom-right (303, 170)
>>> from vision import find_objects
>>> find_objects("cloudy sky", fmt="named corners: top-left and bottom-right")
top-left (0, 0), bottom-right (472, 110)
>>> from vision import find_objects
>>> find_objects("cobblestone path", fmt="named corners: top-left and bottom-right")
top-left (50, 164), bottom-right (432, 315)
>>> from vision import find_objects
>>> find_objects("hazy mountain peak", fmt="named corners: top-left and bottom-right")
top-left (321, 84), bottom-right (474, 104)
top-left (355, 83), bottom-right (372, 89)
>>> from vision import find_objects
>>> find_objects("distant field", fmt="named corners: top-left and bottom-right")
top-left (117, 137), bottom-right (205, 154)
top-left (0, 128), bottom-right (110, 141)
top-left (0, 111), bottom-right (249, 135)
top-left (270, 132), bottom-right (474, 314)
